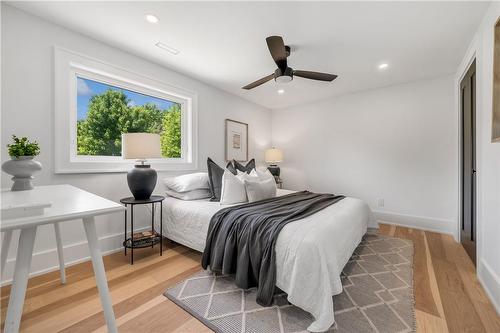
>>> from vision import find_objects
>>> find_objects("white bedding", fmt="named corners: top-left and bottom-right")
top-left (160, 189), bottom-right (370, 332)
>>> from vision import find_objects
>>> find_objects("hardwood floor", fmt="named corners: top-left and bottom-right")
top-left (1, 224), bottom-right (499, 332)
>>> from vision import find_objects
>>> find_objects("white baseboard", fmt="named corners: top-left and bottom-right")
top-left (478, 259), bottom-right (500, 315)
top-left (1, 226), bottom-right (149, 286)
top-left (372, 210), bottom-right (457, 239)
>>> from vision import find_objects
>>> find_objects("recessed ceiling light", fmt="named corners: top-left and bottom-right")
top-left (155, 42), bottom-right (180, 55)
top-left (145, 14), bottom-right (159, 24)
top-left (378, 63), bottom-right (389, 70)
top-left (277, 89), bottom-right (285, 94)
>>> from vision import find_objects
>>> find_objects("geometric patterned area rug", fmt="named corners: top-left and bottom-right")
top-left (164, 232), bottom-right (416, 333)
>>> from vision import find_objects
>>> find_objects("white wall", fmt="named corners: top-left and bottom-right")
top-left (456, 2), bottom-right (500, 313)
top-left (0, 5), bottom-right (272, 283)
top-left (2, 3), bottom-right (498, 313)
top-left (272, 76), bottom-right (457, 234)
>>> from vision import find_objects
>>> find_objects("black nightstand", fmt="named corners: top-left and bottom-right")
top-left (274, 176), bottom-right (283, 189)
top-left (120, 195), bottom-right (165, 265)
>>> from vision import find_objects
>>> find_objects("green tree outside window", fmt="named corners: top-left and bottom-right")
top-left (77, 89), bottom-right (181, 158)
top-left (161, 104), bottom-right (181, 158)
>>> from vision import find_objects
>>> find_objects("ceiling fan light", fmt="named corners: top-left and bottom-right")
top-left (145, 14), bottom-right (159, 24)
top-left (275, 75), bottom-right (293, 84)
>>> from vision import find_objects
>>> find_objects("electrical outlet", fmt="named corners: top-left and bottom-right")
top-left (377, 198), bottom-right (385, 208)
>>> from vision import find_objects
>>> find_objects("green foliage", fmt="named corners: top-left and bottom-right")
top-left (161, 104), bottom-right (182, 158)
top-left (77, 90), bottom-right (131, 156)
top-left (7, 135), bottom-right (40, 157)
top-left (128, 103), bottom-right (164, 134)
top-left (76, 89), bottom-right (181, 158)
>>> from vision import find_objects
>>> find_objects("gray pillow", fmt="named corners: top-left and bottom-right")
top-left (207, 158), bottom-right (224, 201)
top-left (244, 178), bottom-right (277, 202)
top-left (234, 159), bottom-right (255, 174)
top-left (226, 161), bottom-right (237, 175)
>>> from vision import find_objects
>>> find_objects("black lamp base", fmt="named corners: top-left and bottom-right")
top-left (127, 164), bottom-right (157, 200)
top-left (267, 164), bottom-right (280, 177)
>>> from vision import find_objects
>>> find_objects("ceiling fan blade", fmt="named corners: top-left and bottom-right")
top-left (266, 36), bottom-right (287, 70)
top-left (242, 74), bottom-right (274, 90)
top-left (293, 70), bottom-right (338, 82)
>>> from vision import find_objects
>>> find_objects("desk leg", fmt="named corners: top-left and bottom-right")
top-left (4, 227), bottom-right (37, 333)
top-left (53, 223), bottom-right (66, 284)
top-left (82, 217), bottom-right (117, 333)
top-left (1, 230), bottom-right (13, 277)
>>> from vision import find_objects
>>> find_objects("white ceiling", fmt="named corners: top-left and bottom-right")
top-left (9, 1), bottom-right (489, 110)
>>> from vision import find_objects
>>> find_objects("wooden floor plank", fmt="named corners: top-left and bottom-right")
top-left (421, 229), bottom-right (448, 327)
top-left (425, 231), bottom-right (487, 332)
top-left (0, 224), bottom-right (498, 333)
top-left (91, 296), bottom-right (166, 333)
top-left (118, 299), bottom-right (192, 333)
top-left (440, 233), bottom-right (500, 332)
top-left (395, 227), bottom-right (441, 317)
top-left (377, 223), bottom-right (392, 236)
top-left (415, 310), bottom-right (448, 333)
top-left (172, 317), bottom-right (213, 333)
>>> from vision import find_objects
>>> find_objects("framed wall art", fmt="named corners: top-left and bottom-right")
top-left (225, 119), bottom-right (248, 161)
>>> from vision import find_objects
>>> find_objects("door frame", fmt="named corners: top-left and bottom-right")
top-left (455, 50), bottom-right (480, 265)
top-left (459, 59), bottom-right (477, 264)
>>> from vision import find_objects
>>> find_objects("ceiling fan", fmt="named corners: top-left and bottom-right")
top-left (242, 35), bottom-right (338, 90)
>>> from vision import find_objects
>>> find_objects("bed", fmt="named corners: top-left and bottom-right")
top-left (160, 189), bottom-right (370, 332)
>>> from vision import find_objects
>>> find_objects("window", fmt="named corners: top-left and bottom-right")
top-left (76, 77), bottom-right (182, 158)
top-left (54, 47), bottom-right (197, 173)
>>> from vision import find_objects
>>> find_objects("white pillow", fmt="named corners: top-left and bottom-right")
top-left (255, 168), bottom-right (275, 182)
top-left (244, 178), bottom-right (277, 202)
top-left (220, 170), bottom-right (248, 205)
top-left (248, 168), bottom-right (259, 178)
top-left (163, 172), bottom-right (209, 192)
top-left (165, 189), bottom-right (211, 201)
top-left (238, 169), bottom-right (258, 179)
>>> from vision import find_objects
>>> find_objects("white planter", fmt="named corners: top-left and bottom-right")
top-left (1, 156), bottom-right (42, 191)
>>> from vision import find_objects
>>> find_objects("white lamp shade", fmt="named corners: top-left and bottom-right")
top-left (122, 133), bottom-right (162, 159)
top-left (265, 148), bottom-right (283, 163)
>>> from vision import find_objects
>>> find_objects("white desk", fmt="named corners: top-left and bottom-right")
top-left (2, 216), bottom-right (67, 286)
top-left (0, 185), bottom-right (125, 333)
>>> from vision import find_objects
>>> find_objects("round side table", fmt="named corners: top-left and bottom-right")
top-left (120, 195), bottom-right (165, 265)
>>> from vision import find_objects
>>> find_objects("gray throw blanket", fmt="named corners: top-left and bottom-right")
top-left (201, 191), bottom-right (345, 306)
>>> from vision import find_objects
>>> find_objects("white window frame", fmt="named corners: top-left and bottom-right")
top-left (54, 47), bottom-right (198, 173)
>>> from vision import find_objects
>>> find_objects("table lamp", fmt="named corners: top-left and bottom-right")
top-left (265, 147), bottom-right (283, 177)
top-left (122, 133), bottom-right (162, 200)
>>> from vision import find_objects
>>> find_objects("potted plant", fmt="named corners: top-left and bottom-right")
top-left (2, 135), bottom-right (42, 191)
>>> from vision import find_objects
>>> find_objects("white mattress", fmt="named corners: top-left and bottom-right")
top-left (160, 189), bottom-right (369, 331)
